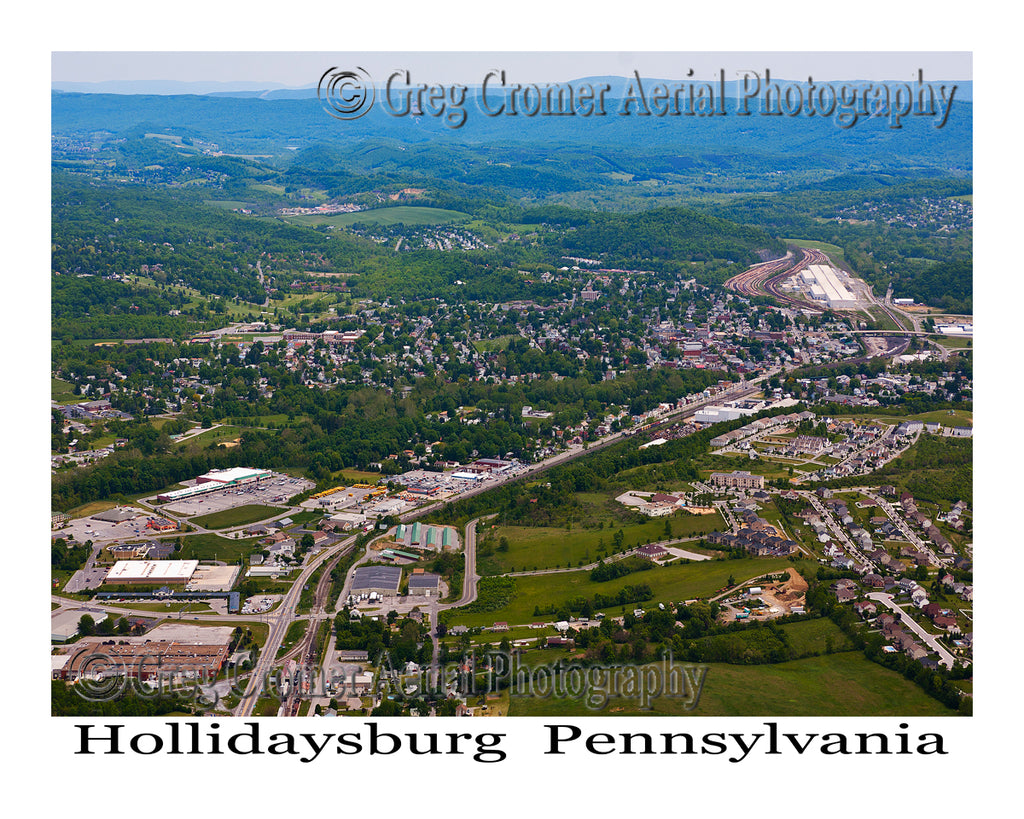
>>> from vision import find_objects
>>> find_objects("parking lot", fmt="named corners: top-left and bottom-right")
top-left (57, 511), bottom-right (151, 544)
top-left (300, 485), bottom-right (377, 512)
top-left (63, 566), bottom-right (109, 593)
top-left (239, 595), bottom-right (282, 615)
top-left (160, 474), bottom-right (314, 518)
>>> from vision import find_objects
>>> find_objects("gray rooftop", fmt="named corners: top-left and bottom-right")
top-left (351, 564), bottom-right (403, 591)
top-left (407, 572), bottom-right (440, 589)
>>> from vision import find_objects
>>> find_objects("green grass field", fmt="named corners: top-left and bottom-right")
top-left (176, 533), bottom-right (262, 564)
top-left (473, 335), bottom-right (517, 353)
top-left (276, 621), bottom-right (308, 659)
top-left (508, 651), bottom-right (957, 716)
top-left (478, 512), bottom-right (725, 576)
top-left (827, 408), bottom-right (972, 428)
top-left (190, 504), bottom-right (287, 530)
top-left (203, 200), bottom-right (257, 210)
top-left (65, 500), bottom-right (122, 518)
top-left (254, 697), bottom-right (281, 716)
top-left (284, 206), bottom-right (469, 228)
top-left (932, 335), bottom-right (972, 349)
top-left (783, 238), bottom-right (846, 263)
top-left (104, 601), bottom-right (213, 613)
top-left (328, 469), bottom-right (385, 484)
top-left (52, 378), bottom-right (79, 404)
top-left (173, 425), bottom-right (244, 451)
top-left (863, 306), bottom-right (905, 331)
top-left (447, 556), bottom-right (790, 628)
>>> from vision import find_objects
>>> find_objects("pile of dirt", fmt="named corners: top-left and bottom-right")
top-left (762, 568), bottom-right (808, 609)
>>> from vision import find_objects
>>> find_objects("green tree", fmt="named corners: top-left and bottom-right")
top-left (77, 614), bottom-right (96, 636)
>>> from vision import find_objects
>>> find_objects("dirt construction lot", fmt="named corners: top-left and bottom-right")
top-left (758, 568), bottom-right (808, 614)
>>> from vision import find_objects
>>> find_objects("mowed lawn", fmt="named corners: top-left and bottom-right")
top-left (481, 512), bottom-right (725, 575)
top-left (509, 651), bottom-right (956, 716)
top-left (190, 504), bottom-right (287, 530)
top-left (176, 533), bottom-right (263, 563)
top-left (446, 556), bottom-right (790, 628)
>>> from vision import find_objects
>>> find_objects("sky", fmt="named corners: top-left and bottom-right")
top-left (52, 51), bottom-right (972, 91)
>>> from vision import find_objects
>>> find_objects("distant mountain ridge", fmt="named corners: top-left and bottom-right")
top-left (52, 76), bottom-right (973, 102)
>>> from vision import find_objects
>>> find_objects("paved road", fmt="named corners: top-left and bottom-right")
top-left (398, 381), bottom-right (765, 524)
top-left (427, 515), bottom-right (486, 690)
top-left (234, 534), bottom-right (357, 717)
top-left (803, 491), bottom-right (875, 570)
top-left (860, 487), bottom-right (945, 567)
top-left (866, 592), bottom-right (955, 669)
top-left (50, 593), bottom-right (265, 623)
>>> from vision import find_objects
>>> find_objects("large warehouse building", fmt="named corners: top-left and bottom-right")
top-left (694, 405), bottom-right (756, 424)
top-left (799, 265), bottom-right (858, 310)
top-left (157, 467), bottom-right (272, 502)
top-left (104, 559), bottom-right (199, 585)
top-left (351, 565), bottom-right (403, 596)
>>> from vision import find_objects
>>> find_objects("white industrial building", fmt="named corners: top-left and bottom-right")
top-left (104, 559), bottom-right (199, 585)
top-left (157, 467), bottom-right (272, 502)
top-left (694, 405), bottom-right (756, 424)
top-left (329, 511), bottom-right (368, 529)
top-left (801, 264), bottom-right (858, 310)
top-left (936, 323), bottom-right (973, 336)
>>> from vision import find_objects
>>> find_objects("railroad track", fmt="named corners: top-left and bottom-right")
top-left (726, 249), bottom-right (825, 313)
top-left (279, 545), bottom-right (351, 714)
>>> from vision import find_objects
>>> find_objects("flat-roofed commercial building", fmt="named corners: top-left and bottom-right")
top-left (91, 506), bottom-right (140, 523)
top-left (64, 639), bottom-right (231, 682)
top-left (804, 264), bottom-right (858, 310)
top-left (351, 565), bottom-right (403, 595)
top-left (51, 608), bottom-right (109, 642)
top-left (471, 458), bottom-right (513, 473)
top-left (408, 572), bottom-right (441, 596)
top-left (157, 467), bottom-right (272, 502)
top-left (328, 511), bottom-right (367, 530)
top-left (694, 406), bottom-right (754, 424)
top-left (104, 559), bottom-right (199, 585)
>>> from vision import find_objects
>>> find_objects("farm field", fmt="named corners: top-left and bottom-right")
top-left (508, 651), bottom-right (956, 716)
top-left (203, 200), bottom-right (257, 210)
